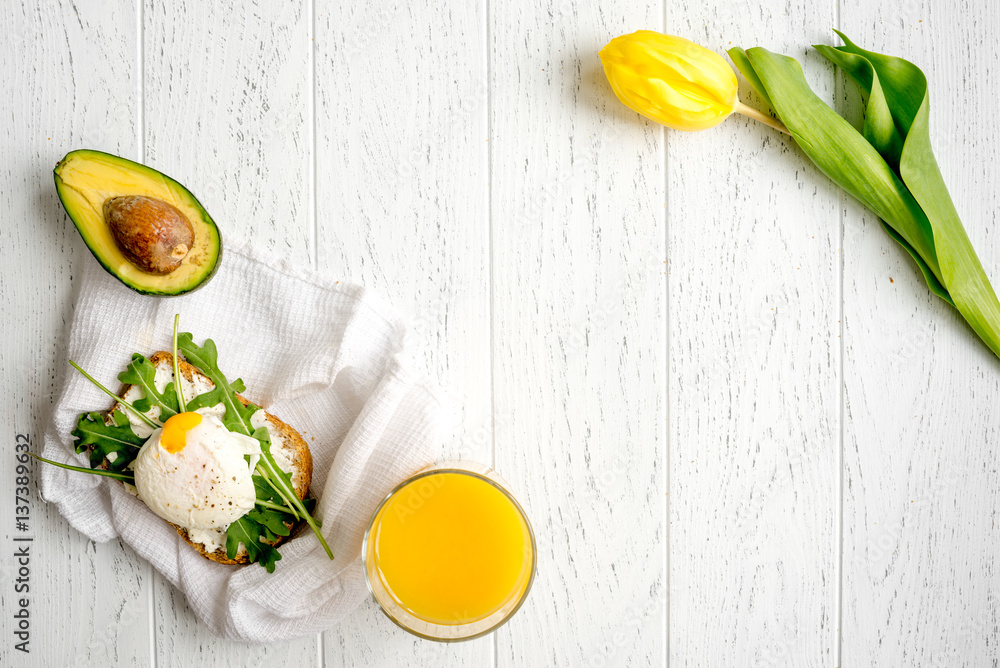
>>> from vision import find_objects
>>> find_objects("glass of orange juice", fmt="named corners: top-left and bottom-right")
top-left (362, 462), bottom-right (536, 641)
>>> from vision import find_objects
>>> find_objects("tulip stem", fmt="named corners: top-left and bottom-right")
top-left (734, 101), bottom-right (790, 135)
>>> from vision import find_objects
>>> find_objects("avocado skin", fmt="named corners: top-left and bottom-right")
top-left (54, 149), bottom-right (223, 297)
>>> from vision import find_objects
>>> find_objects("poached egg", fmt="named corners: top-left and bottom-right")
top-left (133, 411), bottom-right (261, 531)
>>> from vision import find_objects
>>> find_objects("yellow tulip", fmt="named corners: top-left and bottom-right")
top-left (599, 30), bottom-right (786, 133)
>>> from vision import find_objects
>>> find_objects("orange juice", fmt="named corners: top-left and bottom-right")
top-left (368, 471), bottom-right (533, 625)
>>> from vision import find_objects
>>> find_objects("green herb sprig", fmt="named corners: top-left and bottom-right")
top-left (68, 361), bottom-right (159, 430)
top-left (172, 314), bottom-right (187, 412)
top-left (177, 333), bottom-right (334, 560)
top-left (47, 317), bottom-right (335, 572)
top-left (118, 354), bottom-right (181, 421)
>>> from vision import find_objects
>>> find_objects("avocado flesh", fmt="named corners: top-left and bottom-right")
top-left (54, 149), bottom-right (222, 296)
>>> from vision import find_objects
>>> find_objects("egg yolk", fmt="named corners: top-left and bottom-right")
top-left (160, 412), bottom-right (203, 454)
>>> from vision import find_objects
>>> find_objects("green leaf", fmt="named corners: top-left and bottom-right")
top-left (813, 42), bottom-right (905, 170)
top-left (69, 361), bottom-right (160, 430)
top-left (172, 314), bottom-right (187, 413)
top-left (736, 47), bottom-right (942, 283)
top-left (247, 505), bottom-right (292, 538)
top-left (829, 31), bottom-right (923, 132)
top-left (225, 515), bottom-right (282, 573)
top-left (177, 334), bottom-right (258, 435)
top-left (117, 354), bottom-right (179, 420)
top-left (251, 427), bottom-right (302, 519)
top-left (253, 426), bottom-right (332, 558)
top-left (71, 410), bottom-right (145, 472)
top-left (727, 47), bottom-right (774, 111)
top-left (879, 220), bottom-right (954, 305)
top-left (828, 35), bottom-right (1000, 360)
top-left (30, 453), bottom-right (136, 482)
top-left (732, 38), bottom-right (1000, 360)
top-left (184, 386), bottom-right (225, 412)
top-left (184, 378), bottom-right (247, 413)
top-left (253, 474), bottom-right (280, 502)
top-left (254, 427), bottom-right (296, 493)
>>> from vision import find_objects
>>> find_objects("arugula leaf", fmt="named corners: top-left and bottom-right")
top-left (71, 410), bottom-right (145, 472)
top-left (184, 378), bottom-right (247, 413)
top-left (225, 515), bottom-right (283, 573)
top-left (252, 426), bottom-right (332, 559)
top-left (30, 453), bottom-right (136, 482)
top-left (253, 474), bottom-right (280, 501)
top-left (172, 314), bottom-right (187, 412)
top-left (257, 523), bottom-right (279, 546)
top-left (251, 427), bottom-right (301, 514)
top-left (177, 334), bottom-right (258, 435)
top-left (70, 361), bottom-right (160, 430)
top-left (58, 328), bottom-right (336, 573)
top-left (117, 354), bottom-right (179, 420)
top-left (249, 467), bottom-right (298, 531)
top-left (247, 506), bottom-right (292, 538)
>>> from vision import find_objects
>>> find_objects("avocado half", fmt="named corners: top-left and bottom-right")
top-left (54, 149), bottom-right (222, 296)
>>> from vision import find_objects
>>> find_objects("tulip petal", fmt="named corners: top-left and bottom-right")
top-left (600, 31), bottom-right (737, 132)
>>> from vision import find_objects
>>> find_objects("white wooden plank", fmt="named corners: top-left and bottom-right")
top-left (840, 2), bottom-right (1000, 665)
top-left (666, 7), bottom-right (840, 667)
top-left (141, 0), bottom-right (318, 663)
top-left (489, 2), bottom-right (667, 665)
top-left (0, 1), bottom-right (149, 666)
top-left (314, 0), bottom-right (492, 662)
top-left (143, 0), bottom-right (313, 263)
top-left (14, 1), bottom-right (1000, 666)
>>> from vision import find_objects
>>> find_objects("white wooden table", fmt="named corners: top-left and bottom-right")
top-left (4, 0), bottom-right (999, 666)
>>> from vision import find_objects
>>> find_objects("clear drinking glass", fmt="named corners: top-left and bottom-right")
top-left (362, 462), bottom-right (536, 641)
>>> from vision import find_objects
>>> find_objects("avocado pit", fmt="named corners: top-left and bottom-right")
top-left (104, 195), bottom-right (195, 275)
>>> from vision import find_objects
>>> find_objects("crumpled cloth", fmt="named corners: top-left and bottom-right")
top-left (40, 241), bottom-right (447, 642)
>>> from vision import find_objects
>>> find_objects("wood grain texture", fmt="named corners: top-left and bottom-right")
top-left (142, 0), bottom-right (318, 664)
top-left (313, 0), bottom-right (492, 663)
top-left (666, 6), bottom-right (840, 667)
top-left (143, 0), bottom-right (312, 262)
top-left (839, 2), bottom-right (1000, 666)
top-left (8, 0), bottom-right (1000, 666)
top-left (489, 1), bottom-right (667, 665)
top-left (0, 2), bottom-right (149, 667)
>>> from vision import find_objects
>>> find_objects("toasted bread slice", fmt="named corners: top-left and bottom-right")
top-left (108, 352), bottom-right (313, 565)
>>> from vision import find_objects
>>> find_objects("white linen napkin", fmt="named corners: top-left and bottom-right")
top-left (40, 241), bottom-right (448, 643)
